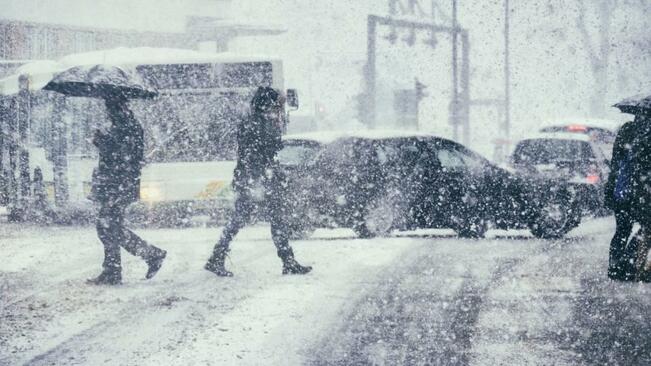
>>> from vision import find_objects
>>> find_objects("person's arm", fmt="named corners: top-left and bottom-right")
top-left (92, 128), bottom-right (118, 154)
top-left (604, 122), bottom-right (631, 208)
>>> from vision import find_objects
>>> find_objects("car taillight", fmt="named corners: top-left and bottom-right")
top-left (586, 174), bottom-right (600, 184)
top-left (567, 124), bottom-right (588, 132)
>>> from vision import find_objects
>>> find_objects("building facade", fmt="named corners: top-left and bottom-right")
top-left (0, 0), bottom-right (284, 67)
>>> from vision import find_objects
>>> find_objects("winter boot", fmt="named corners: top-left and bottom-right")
top-left (87, 269), bottom-right (122, 285)
top-left (145, 249), bottom-right (167, 280)
top-left (279, 249), bottom-right (312, 275)
top-left (282, 258), bottom-right (312, 275)
top-left (608, 268), bottom-right (635, 282)
top-left (205, 247), bottom-right (233, 277)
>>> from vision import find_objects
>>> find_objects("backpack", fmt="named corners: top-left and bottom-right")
top-left (613, 148), bottom-right (634, 203)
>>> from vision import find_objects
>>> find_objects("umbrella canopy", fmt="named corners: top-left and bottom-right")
top-left (613, 94), bottom-right (651, 114)
top-left (43, 64), bottom-right (157, 99)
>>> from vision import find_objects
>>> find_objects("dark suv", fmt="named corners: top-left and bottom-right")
top-left (282, 131), bottom-right (581, 239)
top-left (511, 132), bottom-right (610, 215)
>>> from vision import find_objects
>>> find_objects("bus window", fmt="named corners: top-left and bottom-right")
top-left (219, 62), bottom-right (273, 88)
top-left (137, 63), bottom-right (213, 90)
top-left (133, 92), bottom-right (246, 163)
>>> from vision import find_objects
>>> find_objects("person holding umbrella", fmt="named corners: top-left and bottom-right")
top-left (44, 64), bottom-right (166, 285)
top-left (87, 93), bottom-right (167, 285)
top-left (604, 117), bottom-right (638, 281)
top-left (608, 95), bottom-right (651, 282)
top-left (629, 112), bottom-right (651, 281)
top-left (204, 86), bottom-right (312, 277)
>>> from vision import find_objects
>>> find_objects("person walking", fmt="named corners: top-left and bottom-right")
top-left (87, 94), bottom-right (166, 285)
top-left (205, 87), bottom-right (312, 277)
top-left (629, 113), bottom-right (651, 281)
top-left (604, 118), bottom-right (638, 281)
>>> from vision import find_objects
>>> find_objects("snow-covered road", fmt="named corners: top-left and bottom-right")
top-left (1, 218), bottom-right (650, 365)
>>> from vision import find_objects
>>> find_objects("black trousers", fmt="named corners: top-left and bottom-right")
top-left (96, 201), bottom-right (161, 271)
top-left (213, 174), bottom-right (292, 259)
top-left (608, 209), bottom-right (635, 276)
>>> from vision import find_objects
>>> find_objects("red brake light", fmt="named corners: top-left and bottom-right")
top-left (586, 174), bottom-right (600, 184)
top-left (567, 124), bottom-right (588, 132)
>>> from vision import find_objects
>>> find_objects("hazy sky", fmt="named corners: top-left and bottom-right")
top-left (229, 0), bottom-right (650, 148)
top-left (2, 0), bottom-right (649, 152)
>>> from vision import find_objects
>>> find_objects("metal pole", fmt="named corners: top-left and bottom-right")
top-left (0, 97), bottom-right (6, 205)
top-left (504, 0), bottom-right (511, 145)
top-left (460, 30), bottom-right (470, 145)
top-left (7, 97), bottom-right (18, 218)
top-left (366, 15), bottom-right (377, 129)
top-left (17, 75), bottom-right (31, 220)
top-left (52, 96), bottom-right (69, 207)
top-left (451, 0), bottom-right (459, 141)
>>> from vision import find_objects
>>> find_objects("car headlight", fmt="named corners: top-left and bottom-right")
top-left (140, 182), bottom-right (163, 203)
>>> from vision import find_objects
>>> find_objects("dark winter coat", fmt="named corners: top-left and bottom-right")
top-left (605, 121), bottom-right (637, 210)
top-left (605, 118), bottom-right (651, 224)
top-left (232, 112), bottom-right (284, 191)
top-left (92, 104), bottom-right (145, 205)
top-left (630, 120), bottom-right (651, 224)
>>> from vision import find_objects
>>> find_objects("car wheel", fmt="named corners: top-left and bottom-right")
top-left (529, 189), bottom-right (579, 239)
top-left (353, 194), bottom-right (396, 238)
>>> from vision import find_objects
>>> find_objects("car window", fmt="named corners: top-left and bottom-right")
top-left (455, 149), bottom-right (486, 170)
top-left (437, 148), bottom-right (465, 169)
top-left (592, 141), bottom-right (613, 161)
top-left (278, 141), bottom-right (321, 166)
top-left (582, 143), bottom-right (596, 160)
top-left (513, 138), bottom-right (595, 164)
top-left (318, 139), bottom-right (355, 171)
top-left (591, 142), bottom-right (609, 163)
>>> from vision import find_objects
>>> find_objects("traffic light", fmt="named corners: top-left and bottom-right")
top-left (415, 78), bottom-right (427, 100)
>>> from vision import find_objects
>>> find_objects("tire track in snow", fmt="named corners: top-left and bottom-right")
top-left (308, 233), bottom-right (582, 365)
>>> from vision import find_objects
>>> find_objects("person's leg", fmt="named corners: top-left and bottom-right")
top-left (205, 190), bottom-right (254, 276)
top-left (119, 226), bottom-right (167, 279)
top-left (88, 203), bottom-right (123, 285)
top-left (114, 201), bottom-right (166, 279)
top-left (267, 174), bottom-right (311, 275)
top-left (608, 209), bottom-right (634, 280)
top-left (634, 225), bottom-right (651, 282)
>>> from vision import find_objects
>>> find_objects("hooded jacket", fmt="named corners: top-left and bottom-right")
top-left (232, 87), bottom-right (285, 190)
top-left (233, 111), bottom-right (283, 188)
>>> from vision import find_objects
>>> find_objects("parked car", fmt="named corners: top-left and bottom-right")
top-left (282, 131), bottom-right (581, 239)
top-left (511, 132), bottom-right (610, 215)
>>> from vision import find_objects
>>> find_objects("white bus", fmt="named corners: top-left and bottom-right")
top-left (1, 47), bottom-right (298, 224)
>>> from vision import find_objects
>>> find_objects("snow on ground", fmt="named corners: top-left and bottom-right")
top-left (1, 217), bottom-right (650, 365)
top-left (0, 224), bottom-right (418, 365)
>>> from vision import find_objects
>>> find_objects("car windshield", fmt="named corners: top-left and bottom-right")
top-left (513, 138), bottom-right (595, 164)
top-left (278, 141), bottom-right (321, 166)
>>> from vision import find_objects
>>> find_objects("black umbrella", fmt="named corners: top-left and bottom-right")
top-left (43, 64), bottom-right (157, 99)
top-left (613, 93), bottom-right (651, 115)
